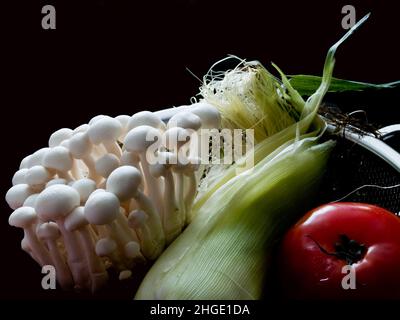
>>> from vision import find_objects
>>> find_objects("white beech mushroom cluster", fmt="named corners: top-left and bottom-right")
top-left (6, 102), bottom-right (221, 292)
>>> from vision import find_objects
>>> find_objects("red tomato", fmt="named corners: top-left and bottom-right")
top-left (278, 202), bottom-right (400, 300)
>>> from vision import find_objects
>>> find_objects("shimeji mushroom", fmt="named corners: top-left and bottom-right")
top-left (21, 236), bottom-right (41, 265)
top-left (190, 102), bottom-right (221, 129)
top-left (68, 132), bottom-right (100, 182)
top-left (149, 152), bottom-right (181, 243)
top-left (25, 165), bottom-right (53, 191)
top-left (115, 115), bottom-right (131, 142)
top-left (6, 105), bottom-right (223, 292)
top-left (95, 237), bottom-right (122, 269)
top-left (95, 153), bottom-right (120, 180)
top-left (106, 165), bottom-right (165, 259)
top-left (6, 184), bottom-right (35, 210)
top-left (124, 125), bottom-right (164, 218)
top-left (71, 178), bottom-right (97, 204)
top-left (8, 206), bottom-right (52, 266)
top-left (162, 127), bottom-right (191, 219)
top-left (23, 193), bottom-right (40, 207)
top-left (42, 146), bottom-right (74, 181)
top-left (127, 111), bottom-right (166, 132)
top-left (49, 128), bottom-right (74, 148)
top-left (35, 184), bottom-right (90, 289)
top-left (64, 206), bottom-right (109, 292)
top-left (27, 148), bottom-right (51, 169)
top-left (84, 191), bottom-right (144, 261)
top-left (12, 168), bottom-right (28, 185)
top-left (88, 116), bottom-right (122, 158)
top-left (36, 222), bottom-right (74, 289)
top-left (45, 178), bottom-right (67, 188)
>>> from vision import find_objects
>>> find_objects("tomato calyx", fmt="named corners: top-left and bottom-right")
top-left (307, 234), bottom-right (367, 265)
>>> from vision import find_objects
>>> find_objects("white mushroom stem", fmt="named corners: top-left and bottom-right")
top-left (163, 127), bottom-right (191, 223)
top-left (120, 150), bottom-right (140, 168)
top-left (68, 132), bottom-right (101, 182)
top-left (128, 210), bottom-right (154, 259)
top-left (134, 190), bottom-right (165, 259)
top-left (8, 207), bottom-right (52, 266)
top-left (124, 126), bottom-right (164, 218)
top-left (21, 237), bottom-right (41, 265)
top-left (35, 185), bottom-right (90, 289)
top-left (149, 153), bottom-right (180, 243)
top-left (106, 165), bottom-right (164, 258)
top-left (65, 207), bottom-right (108, 292)
top-left (116, 208), bottom-right (139, 243)
top-left (37, 222), bottom-right (74, 289)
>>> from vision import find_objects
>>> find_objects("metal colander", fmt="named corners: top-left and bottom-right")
top-left (317, 121), bottom-right (400, 214)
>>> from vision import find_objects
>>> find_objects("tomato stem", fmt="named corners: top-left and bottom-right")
top-left (307, 234), bottom-right (366, 265)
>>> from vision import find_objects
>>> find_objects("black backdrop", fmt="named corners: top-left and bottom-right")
top-left (1, 0), bottom-right (400, 300)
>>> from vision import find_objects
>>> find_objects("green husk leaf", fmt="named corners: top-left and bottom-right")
top-left (289, 74), bottom-right (400, 97)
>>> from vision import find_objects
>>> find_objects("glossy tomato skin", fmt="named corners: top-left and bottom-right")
top-left (278, 202), bottom-right (400, 300)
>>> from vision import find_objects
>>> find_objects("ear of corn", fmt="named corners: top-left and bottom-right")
top-left (136, 137), bottom-right (334, 299)
top-left (135, 15), bottom-right (369, 300)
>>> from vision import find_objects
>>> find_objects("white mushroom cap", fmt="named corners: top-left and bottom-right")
top-left (162, 127), bottom-right (190, 151)
top-left (25, 165), bottom-right (52, 186)
top-left (68, 132), bottom-right (92, 158)
top-left (6, 184), bottom-right (34, 210)
top-left (35, 185), bottom-right (80, 221)
top-left (88, 188), bottom-right (105, 199)
top-left (124, 241), bottom-right (141, 258)
top-left (88, 115), bottom-right (106, 125)
top-left (116, 115), bottom-right (130, 131)
top-left (73, 124), bottom-right (90, 134)
top-left (45, 178), bottom-right (67, 188)
top-left (9, 206), bottom-right (37, 228)
top-left (128, 210), bottom-right (147, 229)
top-left (95, 238), bottom-right (117, 256)
top-left (64, 206), bottom-right (88, 231)
top-left (95, 153), bottom-right (120, 178)
top-left (71, 179), bottom-right (96, 203)
top-left (191, 102), bottom-right (221, 129)
top-left (167, 111), bottom-right (202, 131)
top-left (12, 168), bottom-right (28, 185)
top-left (84, 191), bottom-right (120, 225)
top-left (23, 193), bottom-right (39, 207)
top-left (49, 128), bottom-right (74, 148)
top-left (106, 166), bottom-right (142, 202)
top-left (127, 111), bottom-right (165, 131)
top-left (36, 222), bottom-right (61, 240)
top-left (88, 116), bottom-right (122, 144)
top-left (27, 148), bottom-right (50, 168)
top-left (124, 125), bottom-right (162, 153)
top-left (19, 155), bottom-right (31, 169)
top-left (42, 146), bottom-right (73, 172)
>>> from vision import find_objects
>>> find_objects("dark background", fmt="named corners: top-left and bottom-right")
top-left (1, 0), bottom-right (400, 300)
